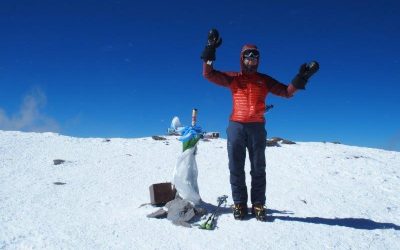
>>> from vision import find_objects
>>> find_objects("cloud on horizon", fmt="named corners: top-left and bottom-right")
top-left (0, 88), bottom-right (60, 133)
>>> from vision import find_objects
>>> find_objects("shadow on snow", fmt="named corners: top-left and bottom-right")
top-left (195, 204), bottom-right (399, 230)
top-left (268, 209), bottom-right (400, 231)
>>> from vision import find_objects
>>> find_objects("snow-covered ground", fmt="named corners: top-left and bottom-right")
top-left (0, 130), bottom-right (399, 249)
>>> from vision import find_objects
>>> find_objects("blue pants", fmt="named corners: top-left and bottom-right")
top-left (227, 121), bottom-right (267, 205)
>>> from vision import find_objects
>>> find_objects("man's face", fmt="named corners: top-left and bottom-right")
top-left (243, 49), bottom-right (259, 70)
top-left (243, 57), bottom-right (258, 67)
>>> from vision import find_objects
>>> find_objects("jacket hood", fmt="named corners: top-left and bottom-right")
top-left (240, 44), bottom-right (259, 73)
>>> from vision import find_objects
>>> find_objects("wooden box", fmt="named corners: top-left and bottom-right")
top-left (149, 182), bottom-right (176, 206)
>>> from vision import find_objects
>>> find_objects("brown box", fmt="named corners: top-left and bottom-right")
top-left (149, 182), bottom-right (176, 206)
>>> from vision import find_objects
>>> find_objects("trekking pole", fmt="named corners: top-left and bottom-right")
top-left (199, 195), bottom-right (228, 230)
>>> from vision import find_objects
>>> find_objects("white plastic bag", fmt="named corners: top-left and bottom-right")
top-left (172, 146), bottom-right (201, 205)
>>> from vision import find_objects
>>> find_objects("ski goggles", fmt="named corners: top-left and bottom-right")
top-left (243, 50), bottom-right (260, 59)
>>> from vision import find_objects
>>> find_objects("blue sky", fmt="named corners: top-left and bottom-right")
top-left (1, 0), bottom-right (399, 151)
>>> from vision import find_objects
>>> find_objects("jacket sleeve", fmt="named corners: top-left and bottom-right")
top-left (265, 75), bottom-right (297, 98)
top-left (203, 62), bottom-right (234, 87)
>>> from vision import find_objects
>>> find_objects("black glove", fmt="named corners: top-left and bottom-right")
top-left (291, 61), bottom-right (320, 89)
top-left (201, 28), bottom-right (222, 62)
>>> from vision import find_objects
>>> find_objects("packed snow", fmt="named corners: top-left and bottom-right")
top-left (0, 130), bottom-right (399, 249)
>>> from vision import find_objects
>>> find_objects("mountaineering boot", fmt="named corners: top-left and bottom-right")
top-left (252, 203), bottom-right (267, 221)
top-left (232, 203), bottom-right (248, 220)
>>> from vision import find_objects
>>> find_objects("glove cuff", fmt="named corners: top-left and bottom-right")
top-left (291, 74), bottom-right (307, 90)
top-left (201, 46), bottom-right (216, 62)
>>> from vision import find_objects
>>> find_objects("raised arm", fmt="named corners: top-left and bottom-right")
top-left (203, 62), bottom-right (234, 87)
top-left (265, 75), bottom-right (297, 98)
top-left (201, 29), bottom-right (234, 87)
top-left (267, 61), bottom-right (320, 98)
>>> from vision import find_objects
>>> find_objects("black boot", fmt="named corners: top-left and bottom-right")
top-left (252, 203), bottom-right (267, 221)
top-left (232, 203), bottom-right (248, 220)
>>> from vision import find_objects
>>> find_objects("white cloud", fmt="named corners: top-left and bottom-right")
top-left (0, 88), bottom-right (60, 133)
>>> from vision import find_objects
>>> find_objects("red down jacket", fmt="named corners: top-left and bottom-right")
top-left (203, 44), bottom-right (297, 123)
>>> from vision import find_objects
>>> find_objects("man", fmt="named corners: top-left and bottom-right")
top-left (201, 29), bottom-right (319, 221)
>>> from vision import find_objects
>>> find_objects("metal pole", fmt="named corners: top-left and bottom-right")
top-left (191, 108), bottom-right (198, 126)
